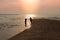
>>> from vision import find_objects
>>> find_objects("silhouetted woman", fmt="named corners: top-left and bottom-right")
top-left (25, 18), bottom-right (27, 27)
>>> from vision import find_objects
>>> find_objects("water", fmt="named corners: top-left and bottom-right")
top-left (0, 14), bottom-right (31, 40)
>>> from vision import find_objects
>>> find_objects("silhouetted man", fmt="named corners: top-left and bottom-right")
top-left (25, 18), bottom-right (27, 27)
top-left (30, 17), bottom-right (32, 23)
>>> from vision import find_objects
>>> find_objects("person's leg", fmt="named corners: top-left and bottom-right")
top-left (25, 21), bottom-right (26, 26)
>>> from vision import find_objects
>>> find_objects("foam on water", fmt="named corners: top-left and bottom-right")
top-left (0, 15), bottom-right (26, 40)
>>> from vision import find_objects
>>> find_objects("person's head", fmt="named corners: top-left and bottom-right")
top-left (30, 17), bottom-right (32, 18)
top-left (25, 18), bottom-right (27, 19)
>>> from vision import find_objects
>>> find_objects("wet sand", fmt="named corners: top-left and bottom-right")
top-left (8, 18), bottom-right (60, 40)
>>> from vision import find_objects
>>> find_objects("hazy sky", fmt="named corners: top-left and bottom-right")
top-left (0, 0), bottom-right (60, 17)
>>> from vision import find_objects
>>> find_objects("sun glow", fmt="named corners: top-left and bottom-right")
top-left (21, 0), bottom-right (38, 3)
top-left (21, 0), bottom-right (39, 13)
top-left (26, 14), bottom-right (36, 19)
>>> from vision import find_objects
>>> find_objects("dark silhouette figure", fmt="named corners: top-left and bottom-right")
top-left (25, 18), bottom-right (27, 27)
top-left (30, 17), bottom-right (32, 23)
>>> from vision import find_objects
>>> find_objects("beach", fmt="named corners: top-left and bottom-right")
top-left (8, 18), bottom-right (60, 40)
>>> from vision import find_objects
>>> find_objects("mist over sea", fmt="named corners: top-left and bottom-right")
top-left (0, 14), bottom-right (26, 40)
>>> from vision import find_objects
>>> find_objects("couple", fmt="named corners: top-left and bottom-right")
top-left (25, 17), bottom-right (32, 27)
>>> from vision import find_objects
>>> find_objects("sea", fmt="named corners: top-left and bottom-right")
top-left (0, 14), bottom-right (31, 40)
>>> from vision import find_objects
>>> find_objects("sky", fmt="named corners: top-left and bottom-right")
top-left (0, 0), bottom-right (60, 17)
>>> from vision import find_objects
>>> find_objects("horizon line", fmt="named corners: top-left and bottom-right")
top-left (0, 14), bottom-right (20, 15)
